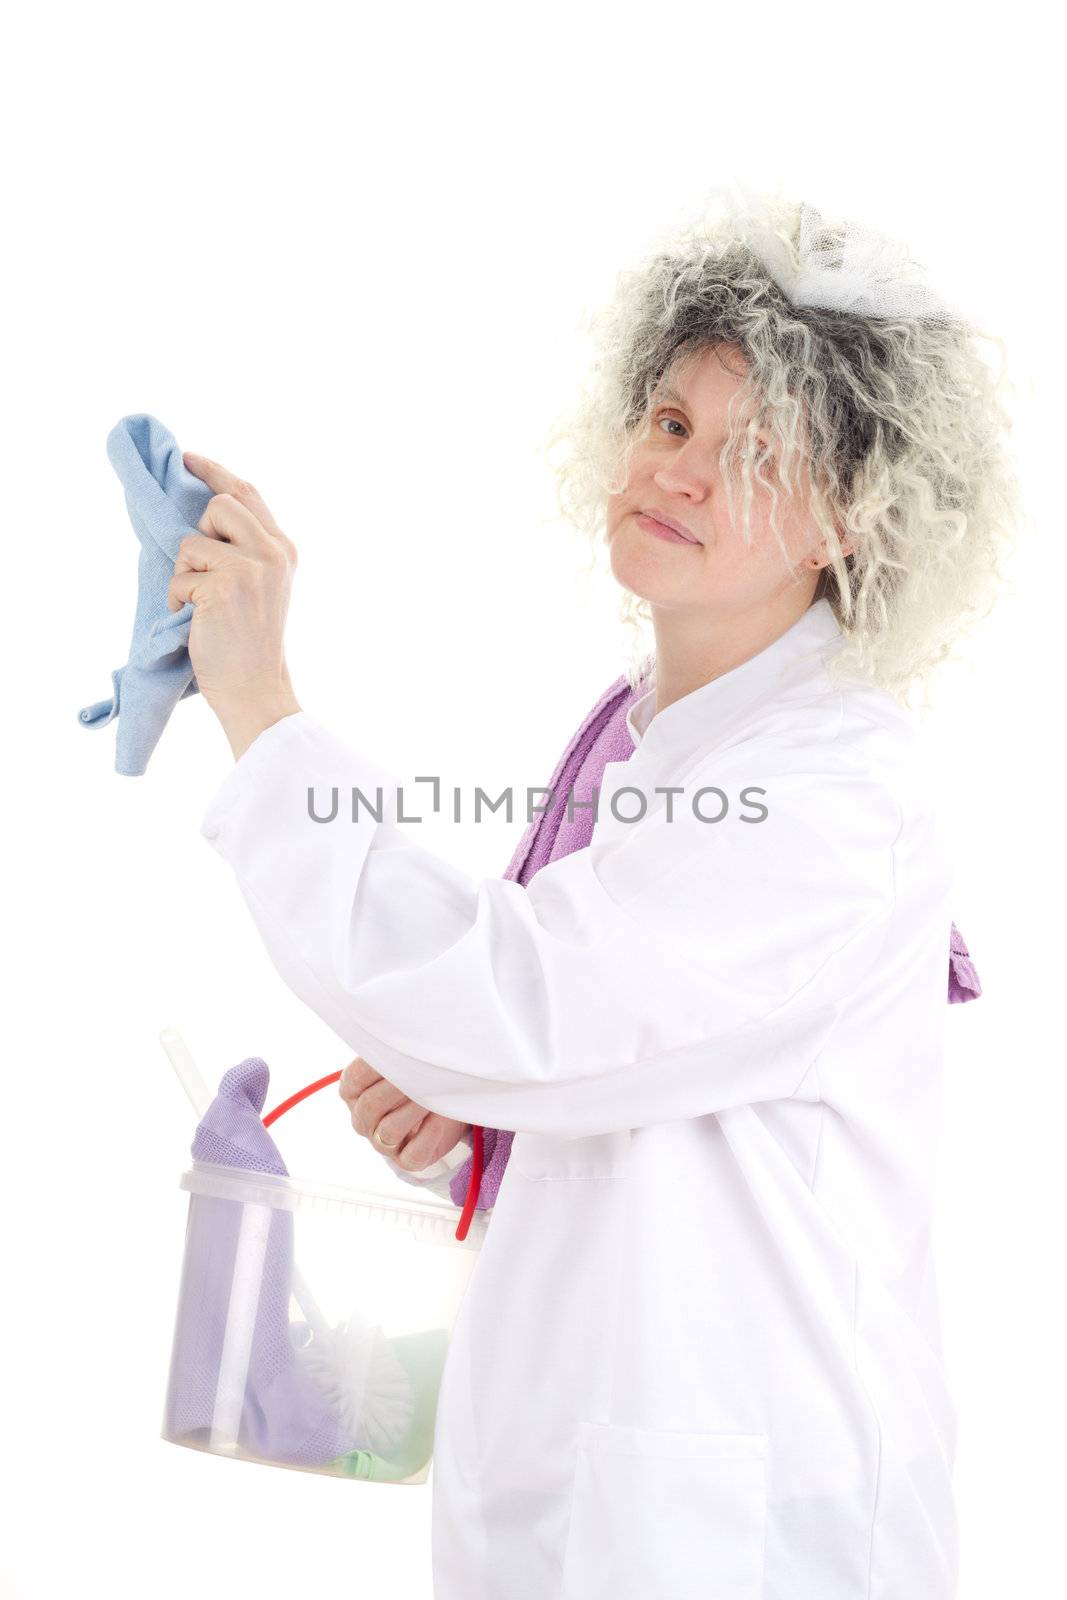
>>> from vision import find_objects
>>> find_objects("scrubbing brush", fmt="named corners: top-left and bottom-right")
top-left (293, 1306), bottom-right (416, 1456)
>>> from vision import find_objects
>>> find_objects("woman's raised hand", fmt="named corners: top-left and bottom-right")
top-left (169, 453), bottom-right (299, 712)
top-left (169, 452), bottom-right (302, 760)
top-left (339, 1055), bottom-right (471, 1171)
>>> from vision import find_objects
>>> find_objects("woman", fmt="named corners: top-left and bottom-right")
top-left (176, 194), bottom-right (1021, 1599)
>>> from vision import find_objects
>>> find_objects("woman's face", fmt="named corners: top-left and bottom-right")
top-left (605, 344), bottom-right (839, 619)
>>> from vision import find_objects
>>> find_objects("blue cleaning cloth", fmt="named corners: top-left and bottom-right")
top-left (78, 413), bottom-right (213, 776)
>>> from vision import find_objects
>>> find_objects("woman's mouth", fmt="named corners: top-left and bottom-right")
top-left (634, 512), bottom-right (701, 546)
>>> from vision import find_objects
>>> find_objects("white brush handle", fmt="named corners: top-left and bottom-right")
top-left (160, 1025), bottom-right (213, 1118)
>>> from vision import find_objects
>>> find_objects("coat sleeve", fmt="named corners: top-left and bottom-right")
top-left (374, 1143), bottom-right (472, 1201)
top-left (199, 710), bottom-right (900, 1139)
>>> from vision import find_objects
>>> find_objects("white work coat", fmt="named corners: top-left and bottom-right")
top-left (200, 598), bottom-right (960, 1599)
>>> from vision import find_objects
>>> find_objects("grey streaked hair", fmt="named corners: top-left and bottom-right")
top-left (539, 191), bottom-right (1029, 707)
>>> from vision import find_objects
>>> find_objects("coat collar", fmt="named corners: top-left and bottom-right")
top-left (625, 597), bottom-right (846, 760)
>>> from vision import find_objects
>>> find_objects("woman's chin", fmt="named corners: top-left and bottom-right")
top-left (609, 542), bottom-right (702, 607)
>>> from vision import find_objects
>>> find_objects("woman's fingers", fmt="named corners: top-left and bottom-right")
top-left (166, 524), bottom-right (290, 619)
top-left (183, 452), bottom-right (299, 564)
top-left (338, 1055), bottom-right (382, 1104)
top-left (339, 1058), bottom-right (424, 1151)
top-left (167, 530), bottom-right (245, 611)
top-left (373, 1100), bottom-right (431, 1159)
top-left (394, 1113), bottom-right (470, 1172)
top-left (184, 453), bottom-right (286, 540)
top-left (344, 1074), bottom-right (408, 1139)
top-left (337, 1057), bottom-right (469, 1172)
top-left (194, 491), bottom-right (281, 554)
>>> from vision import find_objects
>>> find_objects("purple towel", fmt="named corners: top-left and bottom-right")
top-left (164, 1057), bottom-right (363, 1466)
top-left (449, 672), bottom-right (982, 1213)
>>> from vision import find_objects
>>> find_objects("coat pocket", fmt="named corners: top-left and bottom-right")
top-left (560, 1420), bottom-right (768, 1600)
top-left (508, 1128), bottom-right (632, 1181)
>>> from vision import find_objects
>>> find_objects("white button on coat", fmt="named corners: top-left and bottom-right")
top-left (200, 599), bottom-right (960, 1599)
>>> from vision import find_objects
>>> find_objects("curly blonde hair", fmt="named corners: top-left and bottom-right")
top-left (540, 191), bottom-right (1029, 708)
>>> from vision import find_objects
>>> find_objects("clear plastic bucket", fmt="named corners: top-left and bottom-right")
top-left (162, 1158), bottom-right (487, 1485)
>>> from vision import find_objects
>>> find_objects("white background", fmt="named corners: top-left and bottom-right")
top-left (2, 2), bottom-right (1062, 1596)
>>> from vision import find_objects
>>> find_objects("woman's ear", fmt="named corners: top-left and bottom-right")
top-left (828, 517), bottom-right (854, 562)
top-left (809, 528), bottom-right (854, 568)
top-left (828, 505), bottom-right (854, 560)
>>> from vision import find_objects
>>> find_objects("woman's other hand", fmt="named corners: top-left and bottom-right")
top-left (339, 1055), bottom-right (471, 1172)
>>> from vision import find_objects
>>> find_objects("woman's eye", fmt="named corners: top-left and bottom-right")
top-left (655, 413), bottom-right (771, 455)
